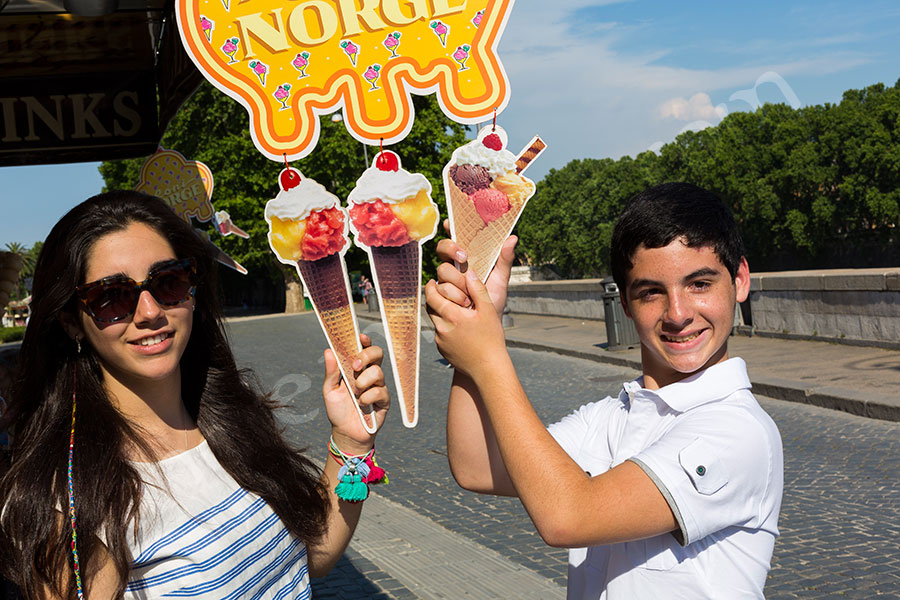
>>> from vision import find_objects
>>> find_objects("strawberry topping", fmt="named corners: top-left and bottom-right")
top-left (301, 207), bottom-right (346, 260)
top-left (349, 200), bottom-right (411, 247)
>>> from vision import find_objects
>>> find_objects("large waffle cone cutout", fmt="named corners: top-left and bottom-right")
top-left (447, 177), bottom-right (523, 281)
top-left (296, 253), bottom-right (376, 433)
top-left (444, 128), bottom-right (545, 282)
top-left (369, 241), bottom-right (422, 428)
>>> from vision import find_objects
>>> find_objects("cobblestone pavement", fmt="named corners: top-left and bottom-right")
top-left (228, 313), bottom-right (900, 598)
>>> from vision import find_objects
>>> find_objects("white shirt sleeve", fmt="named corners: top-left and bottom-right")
top-left (548, 397), bottom-right (619, 474)
top-left (630, 405), bottom-right (779, 546)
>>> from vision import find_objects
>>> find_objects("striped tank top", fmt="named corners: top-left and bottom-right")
top-left (124, 440), bottom-right (310, 599)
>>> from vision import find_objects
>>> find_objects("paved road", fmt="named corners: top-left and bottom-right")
top-left (227, 313), bottom-right (900, 598)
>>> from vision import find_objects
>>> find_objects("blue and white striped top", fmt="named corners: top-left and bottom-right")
top-left (124, 440), bottom-right (310, 599)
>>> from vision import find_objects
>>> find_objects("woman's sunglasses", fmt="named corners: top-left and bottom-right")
top-left (75, 258), bottom-right (197, 323)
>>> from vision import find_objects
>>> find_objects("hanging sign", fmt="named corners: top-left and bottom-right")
top-left (135, 147), bottom-right (250, 273)
top-left (175, 0), bottom-right (515, 161)
top-left (135, 148), bottom-right (215, 223)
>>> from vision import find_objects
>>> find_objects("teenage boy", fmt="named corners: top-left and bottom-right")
top-left (424, 182), bottom-right (783, 599)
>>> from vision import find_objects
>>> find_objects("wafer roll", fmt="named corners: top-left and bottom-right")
top-left (515, 136), bottom-right (547, 175)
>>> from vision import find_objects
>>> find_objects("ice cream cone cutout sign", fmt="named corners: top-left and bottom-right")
top-left (265, 167), bottom-right (378, 434)
top-left (176, 0), bottom-right (517, 161)
top-left (347, 150), bottom-right (439, 428)
top-left (444, 126), bottom-right (546, 281)
top-left (135, 148), bottom-right (215, 224)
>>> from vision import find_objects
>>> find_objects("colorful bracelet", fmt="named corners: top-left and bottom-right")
top-left (328, 436), bottom-right (388, 503)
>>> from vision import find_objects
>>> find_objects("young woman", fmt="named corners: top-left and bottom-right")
top-left (0, 191), bottom-right (390, 599)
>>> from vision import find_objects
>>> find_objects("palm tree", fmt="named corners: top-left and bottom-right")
top-left (2, 242), bottom-right (29, 303)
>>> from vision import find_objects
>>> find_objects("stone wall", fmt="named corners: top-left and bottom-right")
top-left (748, 268), bottom-right (900, 347)
top-left (506, 267), bottom-right (900, 348)
top-left (506, 279), bottom-right (607, 321)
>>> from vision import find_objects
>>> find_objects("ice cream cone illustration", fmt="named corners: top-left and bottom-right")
top-left (220, 37), bottom-right (239, 64)
top-left (383, 32), bottom-right (401, 58)
top-left (220, 0), bottom-right (228, 11)
top-left (200, 16), bottom-right (214, 42)
top-left (214, 210), bottom-right (249, 238)
top-left (292, 52), bottom-right (310, 78)
top-left (363, 64), bottom-right (381, 91)
top-left (347, 150), bottom-right (439, 428)
top-left (430, 20), bottom-right (449, 47)
top-left (453, 45), bottom-right (470, 71)
top-left (472, 10), bottom-right (484, 27)
top-left (248, 60), bottom-right (268, 85)
top-left (273, 83), bottom-right (291, 110)
top-left (340, 40), bottom-right (358, 66)
top-left (444, 126), bottom-right (547, 282)
top-left (265, 168), bottom-right (377, 434)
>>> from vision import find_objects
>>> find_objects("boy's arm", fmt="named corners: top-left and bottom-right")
top-left (446, 369), bottom-right (516, 495)
top-left (427, 232), bottom-right (518, 496)
top-left (427, 264), bottom-right (679, 548)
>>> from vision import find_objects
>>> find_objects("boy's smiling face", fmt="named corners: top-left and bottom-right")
top-left (622, 237), bottom-right (749, 390)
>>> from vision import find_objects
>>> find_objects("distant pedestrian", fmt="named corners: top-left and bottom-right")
top-left (363, 277), bottom-right (375, 312)
top-left (360, 275), bottom-right (370, 305)
top-left (426, 182), bottom-right (784, 598)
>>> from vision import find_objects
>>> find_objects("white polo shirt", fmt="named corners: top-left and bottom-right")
top-left (548, 358), bottom-right (783, 599)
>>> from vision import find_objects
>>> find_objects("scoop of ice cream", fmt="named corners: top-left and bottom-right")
top-left (449, 164), bottom-right (491, 195)
top-left (491, 173), bottom-right (536, 209)
top-left (349, 200), bottom-right (412, 247)
top-left (471, 188), bottom-right (511, 224)
top-left (391, 189), bottom-right (439, 241)
top-left (268, 216), bottom-right (307, 261)
top-left (266, 175), bottom-right (348, 261)
top-left (301, 207), bottom-right (347, 260)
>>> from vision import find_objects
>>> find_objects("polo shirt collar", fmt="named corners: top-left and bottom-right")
top-left (622, 357), bottom-right (751, 412)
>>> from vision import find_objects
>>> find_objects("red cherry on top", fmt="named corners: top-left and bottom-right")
top-left (280, 167), bottom-right (302, 190)
top-left (482, 133), bottom-right (503, 151)
top-left (376, 151), bottom-right (400, 172)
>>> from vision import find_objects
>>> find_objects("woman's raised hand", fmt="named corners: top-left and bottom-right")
top-left (322, 334), bottom-right (389, 454)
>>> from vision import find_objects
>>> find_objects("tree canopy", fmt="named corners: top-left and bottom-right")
top-left (517, 80), bottom-right (900, 277)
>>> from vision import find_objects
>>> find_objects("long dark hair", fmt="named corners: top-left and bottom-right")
top-left (0, 191), bottom-right (328, 599)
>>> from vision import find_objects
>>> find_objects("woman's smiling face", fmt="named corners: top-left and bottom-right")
top-left (77, 222), bottom-right (194, 393)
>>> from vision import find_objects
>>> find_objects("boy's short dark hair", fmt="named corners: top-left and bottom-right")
top-left (610, 182), bottom-right (745, 290)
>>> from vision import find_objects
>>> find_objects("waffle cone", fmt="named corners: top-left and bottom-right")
top-left (447, 176), bottom-right (525, 281)
top-left (369, 241), bottom-right (421, 427)
top-left (296, 253), bottom-right (376, 431)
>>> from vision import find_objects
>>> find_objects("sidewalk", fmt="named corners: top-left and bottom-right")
top-left (355, 304), bottom-right (900, 422)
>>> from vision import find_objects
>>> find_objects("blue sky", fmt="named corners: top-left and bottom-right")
top-left (2, 0), bottom-right (899, 247)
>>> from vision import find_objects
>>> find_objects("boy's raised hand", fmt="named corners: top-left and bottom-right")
top-left (431, 219), bottom-right (517, 316)
top-left (426, 264), bottom-right (509, 378)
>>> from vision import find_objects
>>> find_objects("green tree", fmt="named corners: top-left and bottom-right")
top-left (517, 151), bottom-right (662, 278)
top-left (100, 82), bottom-right (469, 309)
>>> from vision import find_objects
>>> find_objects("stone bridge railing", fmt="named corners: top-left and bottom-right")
top-left (506, 267), bottom-right (900, 349)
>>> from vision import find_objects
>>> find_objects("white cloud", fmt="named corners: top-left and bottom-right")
top-left (658, 93), bottom-right (727, 121)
